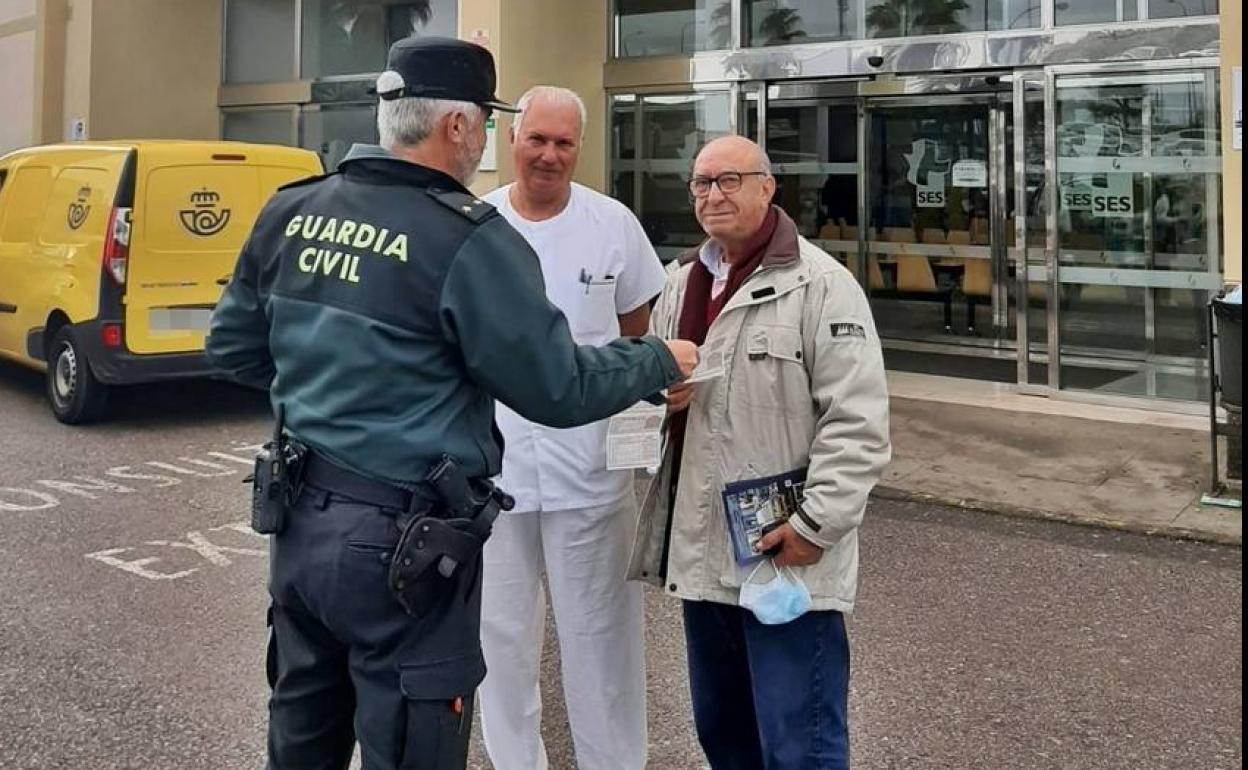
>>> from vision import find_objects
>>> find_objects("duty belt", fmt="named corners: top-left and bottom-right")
top-left (300, 451), bottom-right (437, 516)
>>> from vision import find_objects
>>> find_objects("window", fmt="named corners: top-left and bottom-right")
top-left (864, 0), bottom-right (1042, 37)
top-left (224, 0), bottom-right (297, 84)
top-left (615, 0), bottom-right (732, 57)
top-left (1148, 0), bottom-right (1218, 19)
top-left (610, 92), bottom-right (732, 259)
top-left (301, 105), bottom-right (378, 171)
top-left (222, 109), bottom-right (296, 146)
top-left (1055, 0), bottom-right (1216, 24)
top-left (747, 0), bottom-right (860, 44)
top-left (300, 0), bottom-right (458, 79)
top-left (1053, 71), bottom-right (1222, 399)
top-left (224, 1), bottom-right (459, 83)
top-left (1055, 0), bottom-right (1137, 25)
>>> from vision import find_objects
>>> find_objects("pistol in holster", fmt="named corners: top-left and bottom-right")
top-left (388, 455), bottom-right (515, 617)
top-left (247, 404), bottom-right (306, 536)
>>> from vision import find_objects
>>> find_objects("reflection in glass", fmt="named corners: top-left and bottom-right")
top-left (868, 105), bottom-right (993, 342)
top-left (613, 172), bottom-right (637, 212)
top-left (1054, 73), bottom-right (1219, 400)
top-left (864, 0), bottom-right (1040, 36)
top-left (222, 109), bottom-right (295, 146)
top-left (870, 106), bottom-right (991, 236)
top-left (1055, 0), bottom-right (1136, 25)
top-left (746, 1), bottom-right (849, 45)
top-left (612, 96), bottom-right (638, 161)
top-left (616, 0), bottom-right (732, 57)
top-left (1148, 0), bottom-right (1217, 18)
top-left (766, 105), bottom-right (858, 240)
top-left (609, 93), bottom-right (730, 259)
top-left (300, 0), bottom-right (456, 79)
top-left (642, 94), bottom-right (731, 160)
top-left (1020, 83), bottom-right (1049, 366)
top-left (225, 0), bottom-right (297, 84)
top-left (301, 106), bottom-right (377, 171)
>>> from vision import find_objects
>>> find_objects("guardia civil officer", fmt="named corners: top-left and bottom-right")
top-left (206, 37), bottom-right (698, 770)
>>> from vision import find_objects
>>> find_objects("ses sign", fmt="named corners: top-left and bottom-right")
top-left (1061, 173), bottom-right (1134, 218)
top-left (905, 139), bottom-right (950, 208)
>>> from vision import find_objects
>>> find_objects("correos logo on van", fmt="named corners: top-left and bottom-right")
top-left (179, 188), bottom-right (232, 237)
top-left (67, 186), bottom-right (91, 230)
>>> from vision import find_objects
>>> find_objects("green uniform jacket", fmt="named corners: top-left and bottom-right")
top-left (207, 145), bottom-right (680, 484)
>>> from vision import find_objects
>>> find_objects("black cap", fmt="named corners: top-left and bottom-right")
top-left (375, 36), bottom-right (518, 113)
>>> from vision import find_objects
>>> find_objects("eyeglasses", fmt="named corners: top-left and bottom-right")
top-left (688, 171), bottom-right (769, 198)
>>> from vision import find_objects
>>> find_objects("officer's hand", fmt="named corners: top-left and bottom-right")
top-left (666, 382), bottom-right (694, 415)
top-left (756, 522), bottom-right (823, 568)
top-left (665, 340), bottom-right (699, 379)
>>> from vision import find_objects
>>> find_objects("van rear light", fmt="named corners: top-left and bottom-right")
top-left (103, 206), bottom-right (132, 285)
top-left (101, 323), bottom-right (123, 349)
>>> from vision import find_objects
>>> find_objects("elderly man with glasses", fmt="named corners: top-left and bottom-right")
top-left (629, 135), bottom-right (891, 770)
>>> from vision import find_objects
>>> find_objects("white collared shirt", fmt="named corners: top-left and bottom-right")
top-left (483, 182), bottom-right (668, 512)
top-left (698, 240), bottom-right (731, 300)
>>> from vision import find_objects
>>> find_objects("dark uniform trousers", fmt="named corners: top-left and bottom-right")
top-left (266, 485), bottom-right (484, 770)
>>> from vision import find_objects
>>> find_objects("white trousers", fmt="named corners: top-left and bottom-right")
top-left (479, 496), bottom-right (647, 770)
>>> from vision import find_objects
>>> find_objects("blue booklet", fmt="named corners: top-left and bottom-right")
top-left (722, 468), bottom-right (808, 566)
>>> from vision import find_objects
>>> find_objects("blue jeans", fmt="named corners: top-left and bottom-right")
top-left (682, 601), bottom-right (850, 770)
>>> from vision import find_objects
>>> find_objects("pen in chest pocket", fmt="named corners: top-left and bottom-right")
top-left (579, 268), bottom-right (616, 294)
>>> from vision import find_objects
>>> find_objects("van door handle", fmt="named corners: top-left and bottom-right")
top-left (216, 276), bottom-right (231, 286)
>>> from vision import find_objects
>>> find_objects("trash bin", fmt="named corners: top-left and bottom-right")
top-left (1214, 296), bottom-right (1242, 408)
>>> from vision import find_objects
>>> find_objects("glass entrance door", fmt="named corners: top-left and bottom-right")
top-left (762, 86), bottom-right (861, 286)
top-left (1049, 69), bottom-right (1222, 400)
top-left (863, 96), bottom-right (1017, 379)
top-left (759, 81), bottom-right (1021, 383)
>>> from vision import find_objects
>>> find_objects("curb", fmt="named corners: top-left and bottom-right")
top-left (871, 485), bottom-right (1243, 548)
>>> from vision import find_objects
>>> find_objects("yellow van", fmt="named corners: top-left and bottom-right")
top-left (0, 141), bottom-right (322, 423)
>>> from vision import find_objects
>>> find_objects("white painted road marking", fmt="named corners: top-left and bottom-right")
top-left (86, 521), bottom-right (267, 581)
top-left (0, 442), bottom-right (264, 512)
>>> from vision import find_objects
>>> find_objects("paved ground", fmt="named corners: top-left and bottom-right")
top-left (887, 383), bottom-right (1242, 544)
top-left (0, 366), bottom-right (1241, 770)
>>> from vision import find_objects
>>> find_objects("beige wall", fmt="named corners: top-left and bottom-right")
top-left (33, 0), bottom-right (67, 143)
top-left (1222, 0), bottom-right (1241, 285)
top-left (0, 0), bottom-right (34, 25)
top-left (498, 0), bottom-right (609, 192)
top-left (458, 0), bottom-right (608, 196)
top-left (87, 0), bottom-right (221, 141)
top-left (0, 26), bottom-right (35, 153)
top-left (460, 0), bottom-right (503, 195)
top-left (60, 0), bottom-right (90, 141)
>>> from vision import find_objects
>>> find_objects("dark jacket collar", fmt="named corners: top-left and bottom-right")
top-left (338, 143), bottom-right (469, 192)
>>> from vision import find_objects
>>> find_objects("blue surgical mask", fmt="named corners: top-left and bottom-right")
top-left (738, 559), bottom-right (812, 625)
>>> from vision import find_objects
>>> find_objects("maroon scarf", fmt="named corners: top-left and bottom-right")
top-left (667, 207), bottom-right (779, 485)
top-left (677, 207), bottom-right (779, 346)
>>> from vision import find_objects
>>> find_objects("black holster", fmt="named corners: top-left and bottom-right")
top-left (388, 456), bottom-right (514, 617)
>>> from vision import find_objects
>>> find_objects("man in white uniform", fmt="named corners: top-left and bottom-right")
top-left (479, 86), bottom-right (667, 770)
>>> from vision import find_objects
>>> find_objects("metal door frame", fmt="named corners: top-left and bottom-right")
top-left (1037, 59), bottom-right (1222, 402)
top-left (756, 75), bottom-right (1019, 348)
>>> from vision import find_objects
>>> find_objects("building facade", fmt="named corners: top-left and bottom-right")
top-left (1, 0), bottom-right (1242, 409)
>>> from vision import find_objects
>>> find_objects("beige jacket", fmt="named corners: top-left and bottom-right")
top-left (627, 211), bottom-right (891, 612)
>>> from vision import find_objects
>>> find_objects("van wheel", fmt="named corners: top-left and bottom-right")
top-left (46, 327), bottom-right (108, 424)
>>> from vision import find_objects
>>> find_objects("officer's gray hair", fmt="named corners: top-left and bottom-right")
top-left (378, 96), bottom-right (483, 151)
top-left (512, 86), bottom-right (587, 141)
